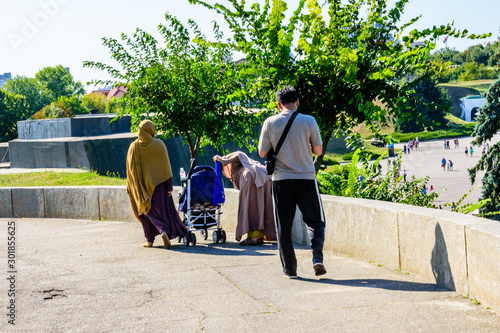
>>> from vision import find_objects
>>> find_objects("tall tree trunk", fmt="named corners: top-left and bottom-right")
top-left (184, 131), bottom-right (197, 160)
top-left (314, 125), bottom-right (334, 173)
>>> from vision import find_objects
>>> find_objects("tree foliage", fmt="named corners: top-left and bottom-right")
top-left (81, 93), bottom-right (120, 114)
top-left (32, 96), bottom-right (88, 119)
top-left (83, 14), bottom-right (259, 159)
top-left (456, 62), bottom-right (497, 81)
top-left (81, 93), bottom-right (108, 114)
top-left (1, 75), bottom-right (54, 115)
top-left (428, 47), bottom-right (461, 64)
top-left (469, 78), bottom-right (500, 219)
top-left (395, 77), bottom-right (451, 133)
top-left (35, 65), bottom-right (85, 99)
top-left (0, 89), bottom-right (25, 142)
top-left (190, 0), bottom-right (489, 170)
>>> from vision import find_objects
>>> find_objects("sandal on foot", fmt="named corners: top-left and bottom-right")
top-left (161, 232), bottom-right (171, 249)
top-left (143, 242), bottom-right (153, 248)
top-left (239, 238), bottom-right (259, 246)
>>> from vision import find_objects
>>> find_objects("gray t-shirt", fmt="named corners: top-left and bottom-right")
top-left (258, 110), bottom-right (322, 180)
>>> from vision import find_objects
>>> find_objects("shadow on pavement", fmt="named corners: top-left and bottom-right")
top-left (297, 277), bottom-right (448, 292)
top-left (158, 241), bottom-right (277, 257)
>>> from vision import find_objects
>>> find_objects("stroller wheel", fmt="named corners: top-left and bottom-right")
top-left (219, 229), bottom-right (226, 244)
top-left (212, 230), bottom-right (220, 244)
top-left (201, 229), bottom-right (208, 240)
top-left (184, 232), bottom-right (191, 246)
top-left (191, 233), bottom-right (197, 246)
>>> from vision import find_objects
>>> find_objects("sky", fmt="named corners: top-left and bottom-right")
top-left (1, 0), bottom-right (499, 93)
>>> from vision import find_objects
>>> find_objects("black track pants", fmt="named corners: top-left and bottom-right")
top-left (272, 179), bottom-right (325, 276)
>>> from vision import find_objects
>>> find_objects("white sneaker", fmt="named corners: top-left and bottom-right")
top-left (283, 273), bottom-right (298, 279)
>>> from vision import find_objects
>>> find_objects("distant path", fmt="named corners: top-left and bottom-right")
top-left (394, 135), bottom-right (499, 206)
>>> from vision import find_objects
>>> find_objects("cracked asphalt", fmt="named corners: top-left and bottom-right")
top-left (1, 218), bottom-right (499, 332)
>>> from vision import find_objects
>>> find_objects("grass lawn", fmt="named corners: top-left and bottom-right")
top-left (440, 80), bottom-right (496, 93)
top-left (0, 171), bottom-right (127, 187)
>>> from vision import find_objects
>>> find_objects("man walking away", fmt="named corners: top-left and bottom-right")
top-left (258, 86), bottom-right (326, 279)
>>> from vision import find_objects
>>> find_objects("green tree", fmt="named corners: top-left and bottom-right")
top-left (430, 58), bottom-right (455, 83)
top-left (469, 78), bottom-right (500, 219)
top-left (0, 89), bottom-right (25, 142)
top-left (452, 52), bottom-right (466, 65)
top-left (465, 44), bottom-right (491, 66)
top-left (31, 96), bottom-right (87, 119)
top-left (429, 47), bottom-right (461, 64)
top-left (81, 93), bottom-right (120, 114)
top-left (83, 14), bottom-right (258, 159)
top-left (35, 65), bottom-right (85, 99)
top-left (2, 75), bottom-right (54, 115)
top-left (105, 97), bottom-right (120, 113)
top-left (191, 0), bottom-right (489, 171)
top-left (81, 93), bottom-right (108, 113)
top-left (396, 77), bottom-right (451, 133)
top-left (56, 96), bottom-right (88, 115)
top-left (457, 62), bottom-right (496, 81)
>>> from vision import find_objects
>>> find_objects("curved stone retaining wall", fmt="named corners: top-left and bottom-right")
top-left (1, 186), bottom-right (499, 311)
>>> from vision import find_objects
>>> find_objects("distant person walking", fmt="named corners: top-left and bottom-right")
top-left (403, 169), bottom-right (407, 182)
top-left (470, 146), bottom-right (474, 157)
top-left (126, 120), bottom-right (187, 249)
top-left (448, 160), bottom-right (453, 171)
top-left (441, 157), bottom-right (446, 171)
top-left (465, 146), bottom-right (468, 157)
top-left (258, 85), bottom-right (326, 279)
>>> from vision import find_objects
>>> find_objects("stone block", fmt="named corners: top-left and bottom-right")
top-left (398, 207), bottom-right (470, 293)
top-left (466, 221), bottom-right (500, 311)
top-left (10, 140), bottom-right (68, 168)
top-left (12, 188), bottom-right (45, 218)
top-left (322, 197), bottom-right (400, 269)
top-left (219, 189), bottom-right (239, 234)
top-left (292, 207), bottom-right (311, 246)
top-left (0, 188), bottom-right (12, 217)
top-left (44, 187), bottom-right (99, 220)
top-left (98, 187), bottom-right (136, 222)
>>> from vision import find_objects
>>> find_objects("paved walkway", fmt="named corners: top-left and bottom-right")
top-left (1, 218), bottom-right (499, 332)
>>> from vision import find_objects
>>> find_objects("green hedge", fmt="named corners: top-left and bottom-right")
top-left (391, 125), bottom-right (475, 142)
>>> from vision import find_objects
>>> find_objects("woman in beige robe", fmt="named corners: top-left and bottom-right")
top-left (213, 151), bottom-right (276, 245)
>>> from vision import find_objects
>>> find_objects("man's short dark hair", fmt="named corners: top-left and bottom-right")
top-left (276, 86), bottom-right (298, 105)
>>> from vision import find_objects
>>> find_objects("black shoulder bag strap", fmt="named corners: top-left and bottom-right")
top-left (265, 111), bottom-right (299, 175)
top-left (274, 111), bottom-right (298, 157)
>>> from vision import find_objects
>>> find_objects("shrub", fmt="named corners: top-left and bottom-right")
top-left (318, 149), bottom-right (438, 207)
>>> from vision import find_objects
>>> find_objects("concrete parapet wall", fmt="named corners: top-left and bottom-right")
top-left (1, 186), bottom-right (499, 311)
top-left (17, 115), bottom-right (132, 140)
top-left (0, 143), bottom-right (9, 162)
top-left (17, 118), bottom-right (71, 140)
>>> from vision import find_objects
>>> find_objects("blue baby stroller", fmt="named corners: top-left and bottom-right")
top-left (178, 159), bottom-right (226, 246)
